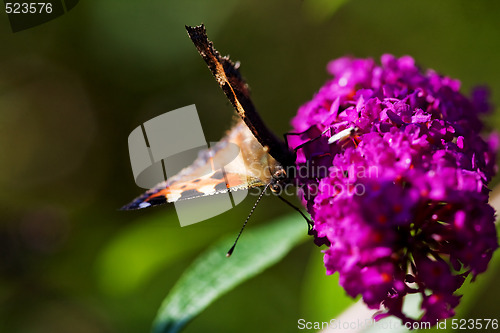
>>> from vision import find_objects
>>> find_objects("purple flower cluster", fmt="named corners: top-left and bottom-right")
top-left (289, 54), bottom-right (498, 324)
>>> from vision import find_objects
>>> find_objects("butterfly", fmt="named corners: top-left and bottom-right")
top-left (122, 25), bottom-right (306, 251)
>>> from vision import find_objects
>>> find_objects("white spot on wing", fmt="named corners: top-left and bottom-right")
top-left (328, 126), bottom-right (356, 144)
top-left (167, 192), bottom-right (182, 202)
top-left (199, 184), bottom-right (218, 194)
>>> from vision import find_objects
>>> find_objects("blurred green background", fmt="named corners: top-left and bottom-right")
top-left (1, 0), bottom-right (500, 332)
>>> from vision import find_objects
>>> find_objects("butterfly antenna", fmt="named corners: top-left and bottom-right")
top-left (275, 195), bottom-right (314, 233)
top-left (226, 183), bottom-right (271, 257)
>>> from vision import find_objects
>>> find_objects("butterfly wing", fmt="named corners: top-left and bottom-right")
top-left (121, 120), bottom-right (279, 210)
top-left (186, 25), bottom-right (293, 168)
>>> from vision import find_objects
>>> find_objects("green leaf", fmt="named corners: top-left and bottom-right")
top-left (95, 211), bottom-right (223, 296)
top-left (152, 214), bottom-right (308, 333)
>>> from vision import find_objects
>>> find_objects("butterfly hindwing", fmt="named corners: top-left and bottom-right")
top-left (121, 120), bottom-right (278, 210)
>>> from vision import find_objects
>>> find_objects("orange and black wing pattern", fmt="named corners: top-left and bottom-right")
top-left (121, 121), bottom-right (279, 210)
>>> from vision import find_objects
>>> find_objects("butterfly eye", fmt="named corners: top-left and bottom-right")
top-left (274, 168), bottom-right (287, 180)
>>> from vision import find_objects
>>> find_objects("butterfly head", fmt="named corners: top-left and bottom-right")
top-left (269, 166), bottom-right (289, 193)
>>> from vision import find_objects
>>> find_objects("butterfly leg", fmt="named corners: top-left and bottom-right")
top-left (286, 127), bottom-right (332, 153)
top-left (275, 194), bottom-right (314, 234)
top-left (283, 131), bottom-right (302, 151)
